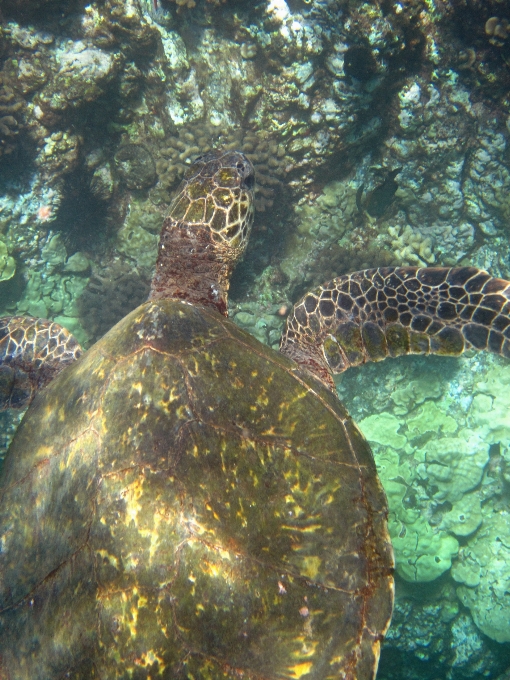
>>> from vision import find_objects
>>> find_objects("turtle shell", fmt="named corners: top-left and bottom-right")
top-left (0, 300), bottom-right (393, 679)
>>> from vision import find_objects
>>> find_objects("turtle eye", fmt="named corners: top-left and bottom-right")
top-left (235, 159), bottom-right (255, 191)
top-left (225, 224), bottom-right (240, 238)
top-left (242, 173), bottom-right (255, 191)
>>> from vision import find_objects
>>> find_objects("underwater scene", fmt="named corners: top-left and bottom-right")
top-left (0, 0), bottom-right (510, 678)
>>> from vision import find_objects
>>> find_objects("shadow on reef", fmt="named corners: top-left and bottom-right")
top-left (378, 576), bottom-right (510, 680)
top-left (0, 143), bottom-right (37, 192)
top-left (437, 0), bottom-right (510, 107)
top-left (0, 0), bottom-right (87, 24)
top-left (51, 168), bottom-right (114, 254)
top-left (230, 191), bottom-right (290, 302)
top-left (77, 258), bottom-right (150, 347)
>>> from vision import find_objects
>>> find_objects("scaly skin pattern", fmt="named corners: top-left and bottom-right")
top-left (150, 149), bottom-right (255, 315)
top-left (0, 300), bottom-right (393, 680)
top-left (280, 266), bottom-right (510, 390)
top-left (0, 315), bottom-right (82, 410)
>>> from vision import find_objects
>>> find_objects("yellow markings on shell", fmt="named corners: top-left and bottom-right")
top-left (185, 517), bottom-right (218, 543)
top-left (169, 384), bottom-right (182, 401)
top-left (31, 443), bottom-right (53, 467)
top-left (291, 637), bottom-right (319, 660)
top-left (138, 513), bottom-right (163, 562)
top-left (176, 404), bottom-right (192, 420)
top-left (205, 501), bottom-right (220, 521)
top-left (123, 477), bottom-right (144, 527)
top-left (278, 388), bottom-right (308, 421)
top-left (251, 385), bottom-right (269, 409)
top-left (200, 548), bottom-right (234, 581)
top-left (158, 384), bottom-right (182, 411)
top-left (261, 425), bottom-right (276, 436)
top-left (235, 498), bottom-right (248, 527)
top-left (186, 355), bottom-right (200, 376)
top-left (128, 610), bottom-right (138, 638)
top-left (282, 523), bottom-right (323, 534)
top-left (131, 381), bottom-right (143, 394)
top-left (124, 554), bottom-right (141, 571)
top-left (113, 587), bottom-right (147, 639)
top-left (90, 359), bottom-right (107, 377)
top-left (201, 560), bottom-right (222, 578)
top-left (217, 546), bottom-right (233, 561)
top-left (137, 591), bottom-right (148, 609)
top-left (219, 440), bottom-right (229, 473)
top-left (287, 662), bottom-right (313, 679)
top-left (299, 556), bottom-right (322, 579)
top-left (134, 650), bottom-right (166, 671)
top-left (96, 549), bottom-right (119, 570)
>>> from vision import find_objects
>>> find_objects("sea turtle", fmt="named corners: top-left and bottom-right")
top-left (0, 149), bottom-right (509, 680)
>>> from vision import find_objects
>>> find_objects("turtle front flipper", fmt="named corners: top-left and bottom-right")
top-left (281, 266), bottom-right (510, 389)
top-left (0, 316), bottom-right (82, 409)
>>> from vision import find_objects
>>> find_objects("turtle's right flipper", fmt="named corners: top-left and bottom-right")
top-left (0, 316), bottom-right (82, 410)
top-left (281, 267), bottom-right (510, 390)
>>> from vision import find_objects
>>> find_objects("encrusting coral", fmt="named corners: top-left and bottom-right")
top-left (338, 350), bottom-right (510, 645)
top-left (0, 76), bottom-right (23, 158)
top-left (0, 241), bottom-right (15, 282)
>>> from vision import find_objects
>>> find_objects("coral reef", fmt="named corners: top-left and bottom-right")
top-left (154, 125), bottom-right (291, 211)
top-left (378, 581), bottom-right (507, 680)
top-left (165, 0), bottom-right (227, 9)
top-left (453, 501), bottom-right (510, 644)
top-left (337, 350), bottom-right (510, 646)
top-left (0, 75), bottom-right (23, 158)
top-left (77, 258), bottom-right (150, 345)
top-left (14, 232), bottom-right (90, 345)
top-left (0, 241), bottom-right (15, 281)
top-left (114, 143), bottom-right (157, 191)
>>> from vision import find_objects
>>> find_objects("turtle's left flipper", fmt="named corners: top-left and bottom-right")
top-left (0, 316), bottom-right (82, 410)
top-left (281, 266), bottom-right (510, 390)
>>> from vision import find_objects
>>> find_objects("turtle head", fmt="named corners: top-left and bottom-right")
top-left (172, 150), bottom-right (255, 260)
top-left (150, 150), bottom-right (255, 315)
